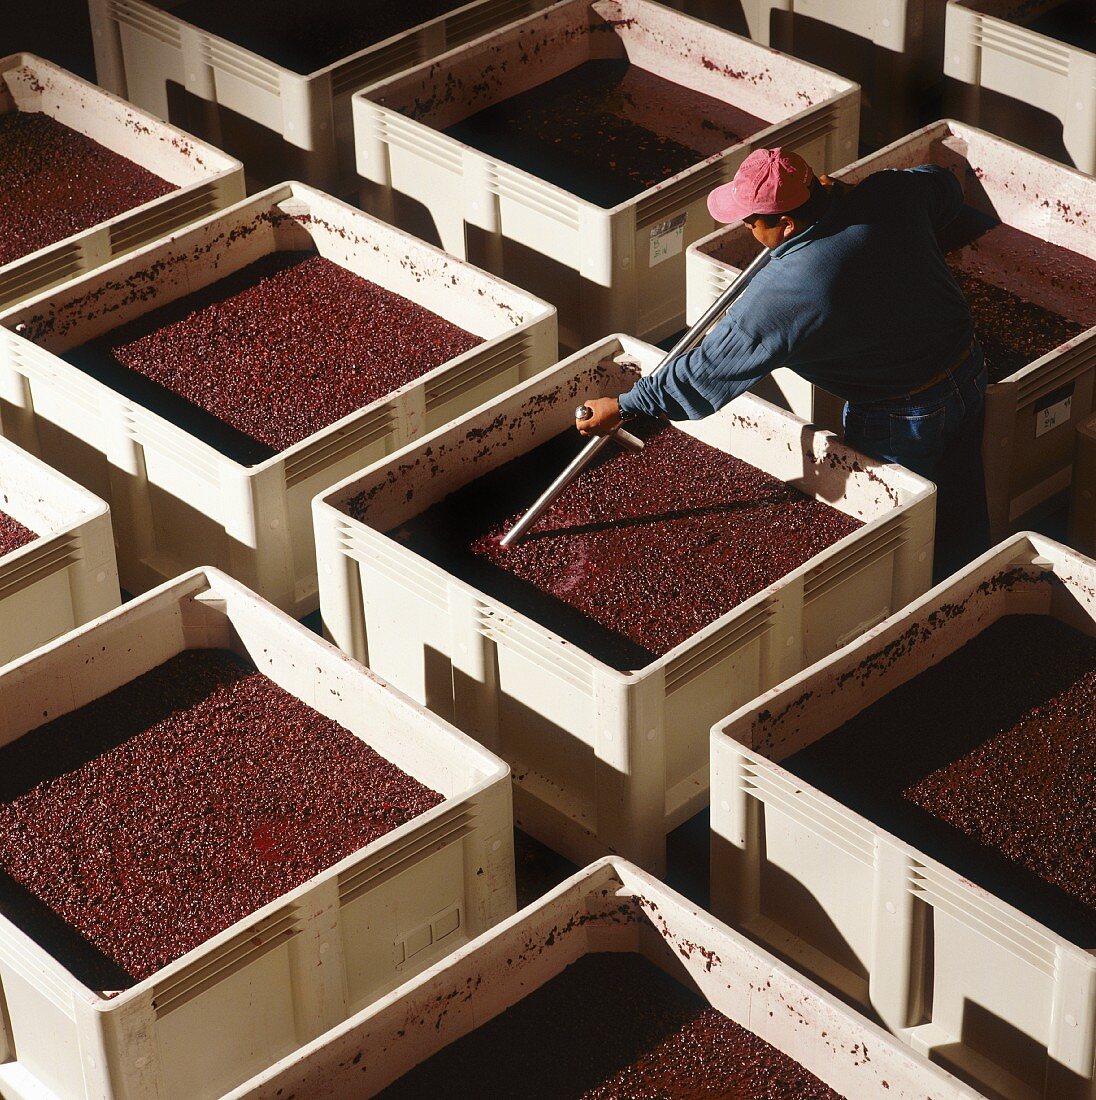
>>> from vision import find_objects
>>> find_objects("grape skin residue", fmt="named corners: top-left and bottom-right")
top-left (0, 649), bottom-right (443, 988)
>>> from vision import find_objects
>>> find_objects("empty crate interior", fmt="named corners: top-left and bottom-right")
top-left (372, 0), bottom-right (853, 204)
top-left (0, 571), bottom-right (481, 992)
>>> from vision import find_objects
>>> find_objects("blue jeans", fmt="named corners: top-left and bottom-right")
top-left (843, 341), bottom-right (990, 579)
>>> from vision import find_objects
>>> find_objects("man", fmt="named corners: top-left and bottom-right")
top-left (577, 147), bottom-right (989, 574)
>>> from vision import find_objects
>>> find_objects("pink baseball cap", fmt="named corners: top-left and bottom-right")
top-left (707, 148), bottom-right (814, 223)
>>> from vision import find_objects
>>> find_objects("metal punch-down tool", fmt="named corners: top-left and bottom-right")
top-left (500, 246), bottom-right (772, 548)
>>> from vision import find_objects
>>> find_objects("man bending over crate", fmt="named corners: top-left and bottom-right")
top-left (577, 148), bottom-right (989, 577)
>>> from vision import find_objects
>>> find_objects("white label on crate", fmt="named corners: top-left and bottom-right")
top-left (1035, 384), bottom-right (1074, 438)
top-left (649, 214), bottom-right (687, 266)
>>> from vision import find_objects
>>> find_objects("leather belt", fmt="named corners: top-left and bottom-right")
top-left (887, 339), bottom-right (976, 402)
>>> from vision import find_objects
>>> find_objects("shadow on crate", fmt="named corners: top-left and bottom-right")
top-left (945, 82), bottom-right (1073, 171)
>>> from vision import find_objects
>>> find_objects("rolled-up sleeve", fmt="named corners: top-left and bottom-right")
top-left (618, 312), bottom-right (784, 421)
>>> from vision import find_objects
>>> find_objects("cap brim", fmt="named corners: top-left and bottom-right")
top-left (707, 181), bottom-right (754, 224)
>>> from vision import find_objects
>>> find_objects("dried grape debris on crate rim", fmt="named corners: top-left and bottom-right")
top-left (0, 112), bottom-right (176, 267)
top-left (62, 251), bottom-right (483, 464)
top-left (377, 421), bottom-right (861, 670)
top-left (378, 951), bottom-right (846, 1098)
top-left (0, 649), bottom-right (444, 988)
top-left (786, 615), bottom-right (1096, 942)
top-left (443, 59), bottom-right (770, 209)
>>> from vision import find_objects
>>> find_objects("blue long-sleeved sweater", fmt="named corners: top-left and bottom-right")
top-left (619, 165), bottom-right (975, 420)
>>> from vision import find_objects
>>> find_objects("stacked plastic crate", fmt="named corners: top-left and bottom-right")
top-left (353, 0), bottom-right (859, 349)
top-left (88, 0), bottom-right (559, 192)
top-left (0, 0), bottom-right (1092, 1093)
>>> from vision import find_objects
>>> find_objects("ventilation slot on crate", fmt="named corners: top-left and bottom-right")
top-left (767, 106), bottom-right (841, 153)
top-left (109, 184), bottom-right (221, 256)
top-left (0, 244), bottom-right (85, 304)
top-left (341, 525), bottom-right (449, 610)
top-left (108, 0), bottom-right (182, 48)
top-left (494, 164), bottom-right (582, 226)
top-left (665, 600), bottom-right (774, 693)
top-left (1017, 341), bottom-right (1096, 409)
top-left (804, 520), bottom-right (907, 604)
top-left (743, 759), bottom-right (875, 866)
top-left (203, 41), bottom-right (281, 95)
top-left (0, 935), bottom-right (75, 1016)
top-left (974, 22), bottom-right (1071, 76)
top-left (636, 160), bottom-right (728, 230)
top-left (124, 407), bottom-right (222, 486)
top-left (337, 806), bottom-right (476, 906)
top-left (379, 114), bottom-right (464, 173)
top-left (425, 335), bottom-right (530, 407)
top-left (910, 865), bottom-right (1058, 973)
top-left (446, 0), bottom-right (535, 47)
top-left (284, 406), bottom-right (398, 489)
top-left (476, 603), bottom-right (595, 693)
top-left (152, 905), bottom-right (302, 1017)
top-left (331, 37), bottom-right (426, 99)
top-left (0, 535), bottom-right (82, 601)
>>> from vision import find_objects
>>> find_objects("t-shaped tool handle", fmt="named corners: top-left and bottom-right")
top-left (499, 246), bottom-right (772, 548)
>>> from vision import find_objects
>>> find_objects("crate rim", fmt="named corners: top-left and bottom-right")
top-left (315, 331), bottom-right (934, 684)
top-left (0, 180), bottom-right (557, 477)
top-left (0, 564), bottom-right (510, 1011)
top-left (351, 0), bottom-right (861, 215)
top-left (710, 529), bottom-right (1096, 960)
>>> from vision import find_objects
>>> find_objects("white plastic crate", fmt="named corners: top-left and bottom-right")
top-left (0, 182), bottom-right (556, 616)
top-left (0, 436), bottom-right (120, 667)
top-left (711, 531), bottom-right (1096, 1100)
top-left (0, 566), bottom-right (514, 1100)
top-left (89, 0), bottom-right (556, 194)
top-left (686, 119), bottom-right (1096, 539)
top-left (0, 53), bottom-right (243, 314)
top-left (315, 334), bottom-right (934, 874)
top-left (229, 857), bottom-right (982, 1099)
top-left (945, 0), bottom-right (1096, 175)
top-left (1068, 411), bottom-right (1096, 558)
top-left (735, 0), bottom-right (948, 146)
top-left (353, 0), bottom-right (859, 351)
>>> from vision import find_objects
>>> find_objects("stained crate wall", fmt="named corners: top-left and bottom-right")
top-left (0, 436), bottom-right (119, 667)
top-left (353, 0), bottom-right (859, 351)
top-left (1069, 411), bottom-right (1096, 557)
top-left (711, 532), bottom-right (1096, 1100)
top-left (734, 0), bottom-right (948, 147)
top-left (88, 0), bottom-right (557, 194)
top-left (0, 567), bottom-right (514, 1100)
top-left (314, 334), bottom-right (934, 874)
top-left (0, 182), bottom-right (556, 616)
top-left (945, 0), bottom-right (1096, 175)
top-left (0, 53), bottom-right (243, 313)
top-left (228, 857), bottom-right (983, 1099)
top-left (685, 120), bottom-right (1096, 539)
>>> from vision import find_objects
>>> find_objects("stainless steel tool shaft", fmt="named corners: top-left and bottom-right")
top-left (499, 246), bottom-right (772, 548)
